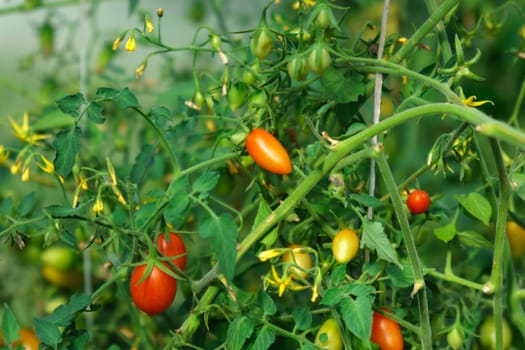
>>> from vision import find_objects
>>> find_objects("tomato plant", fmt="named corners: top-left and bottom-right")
top-left (406, 189), bottom-right (431, 215)
top-left (245, 128), bottom-right (292, 174)
top-left (331, 228), bottom-right (360, 264)
top-left (479, 316), bottom-right (512, 350)
top-left (157, 232), bottom-right (187, 271)
top-left (314, 318), bottom-right (343, 350)
top-left (370, 311), bottom-right (403, 350)
top-left (129, 263), bottom-right (178, 316)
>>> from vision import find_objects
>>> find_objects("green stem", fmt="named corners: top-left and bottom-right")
top-left (375, 151), bottom-right (432, 349)
top-left (237, 102), bottom-right (525, 260)
top-left (391, 0), bottom-right (459, 64)
top-left (487, 139), bottom-right (510, 350)
top-left (423, 0), bottom-right (453, 62)
top-left (509, 76), bottom-right (525, 127)
top-left (131, 106), bottom-right (180, 174)
top-left (426, 268), bottom-right (485, 291)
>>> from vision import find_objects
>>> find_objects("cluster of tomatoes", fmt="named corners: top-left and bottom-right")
top-left (129, 232), bottom-right (186, 316)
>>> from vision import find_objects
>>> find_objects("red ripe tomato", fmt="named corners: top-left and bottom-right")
top-left (130, 263), bottom-right (177, 316)
top-left (245, 128), bottom-right (292, 175)
top-left (371, 310), bottom-right (404, 350)
top-left (406, 189), bottom-right (431, 215)
top-left (157, 232), bottom-right (187, 271)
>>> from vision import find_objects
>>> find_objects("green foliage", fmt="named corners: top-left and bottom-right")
top-left (1, 0), bottom-right (525, 349)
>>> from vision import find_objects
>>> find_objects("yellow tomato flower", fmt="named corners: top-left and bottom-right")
top-left (92, 197), bottom-right (104, 214)
top-left (462, 95), bottom-right (494, 107)
top-left (145, 16), bottom-right (154, 33)
top-left (8, 113), bottom-right (49, 145)
top-left (292, 0), bottom-right (316, 10)
top-left (258, 248), bottom-right (285, 262)
top-left (135, 63), bottom-right (146, 78)
top-left (125, 34), bottom-right (136, 52)
top-left (112, 36), bottom-right (121, 51)
top-left (0, 145), bottom-right (9, 163)
top-left (38, 155), bottom-right (55, 174)
top-left (21, 166), bottom-right (30, 182)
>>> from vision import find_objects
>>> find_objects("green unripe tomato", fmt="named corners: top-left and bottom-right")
top-left (308, 43), bottom-right (331, 74)
top-left (287, 55), bottom-right (309, 81)
top-left (210, 34), bottom-right (221, 50)
top-left (479, 316), bottom-right (512, 350)
top-left (228, 82), bottom-right (249, 111)
top-left (250, 27), bottom-right (274, 60)
top-left (41, 245), bottom-right (80, 271)
top-left (447, 326), bottom-right (464, 350)
top-left (315, 4), bottom-right (333, 29)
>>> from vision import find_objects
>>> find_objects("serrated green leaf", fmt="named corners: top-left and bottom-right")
top-left (56, 93), bottom-right (85, 117)
top-left (150, 106), bottom-right (171, 129)
top-left (45, 293), bottom-right (91, 327)
top-left (434, 223), bottom-right (457, 243)
top-left (226, 316), bottom-right (254, 350)
top-left (96, 87), bottom-right (119, 100)
top-left (248, 326), bottom-right (275, 350)
top-left (86, 102), bottom-right (105, 124)
top-left (53, 126), bottom-right (81, 177)
top-left (386, 264), bottom-right (414, 288)
top-left (254, 197), bottom-right (279, 248)
top-left (330, 264), bottom-right (347, 285)
top-left (258, 290), bottom-right (277, 316)
top-left (322, 70), bottom-right (364, 103)
top-left (163, 193), bottom-right (190, 228)
top-left (456, 230), bottom-right (492, 248)
top-left (200, 213), bottom-right (238, 282)
top-left (2, 303), bottom-right (20, 345)
top-left (115, 87), bottom-right (140, 109)
top-left (192, 171), bottom-right (220, 197)
top-left (44, 204), bottom-right (83, 218)
top-left (320, 288), bottom-right (344, 306)
top-left (292, 307), bottom-right (312, 331)
top-left (18, 191), bottom-right (35, 217)
top-left (340, 296), bottom-right (373, 341)
top-left (34, 317), bottom-right (62, 347)
top-left (456, 192), bottom-right (492, 226)
top-left (349, 193), bottom-right (383, 208)
top-left (343, 283), bottom-right (376, 298)
top-left (361, 219), bottom-right (402, 267)
top-left (130, 144), bottom-right (156, 185)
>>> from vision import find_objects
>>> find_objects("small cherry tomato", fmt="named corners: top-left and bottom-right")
top-left (245, 128), bottom-right (292, 175)
top-left (315, 3), bottom-right (334, 30)
top-left (406, 189), bottom-right (431, 215)
top-left (506, 221), bottom-right (525, 258)
top-left (250, 26), bottom-right (274, 60)
top-left (282, 244), bottom-right (312, 279)
top-left (307, 43), bottom-right (331, 74)
top-left (371, 310), bottom-right (404, 350)
top-left (479, 316), bottom-right (512, 350)
top-left (314, 318), bottom-right (343, 350)
top-left (157, 232), bottom-right (187, 271)
top-left (0, 328), bottom-right (40, 350)
top-left (332, 229), bottom-right (360, 264)
top-left (287, 55), bottom-right (309, 81)
top-left (130, 263), bottom-right (177, 316)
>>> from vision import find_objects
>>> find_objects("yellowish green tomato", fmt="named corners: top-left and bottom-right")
top-left (331, 229), bottom-right (360, 263)
top-left (314, 318), bottom-right (343, 350)
top-left (479, 316), bottom-right (512, 350)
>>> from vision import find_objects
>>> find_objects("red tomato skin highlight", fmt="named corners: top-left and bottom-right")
top-left (406, 189), bottom-right (431, 215)
top-left (130, 263), bottom-right (177, 316)
top-left (157, 232), bottom-right (187, 271)
top-left (371, 311), bottom-right (404, 350)
top-left (245, 128), bottom-right (292, 174)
